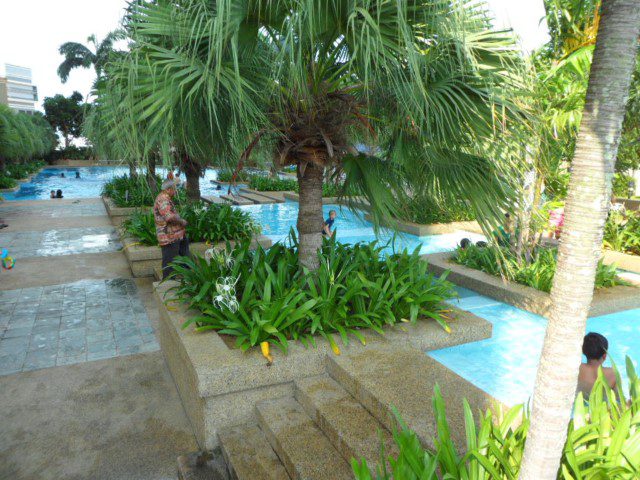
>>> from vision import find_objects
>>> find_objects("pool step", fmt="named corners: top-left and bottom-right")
top-left (220, 194), bottom-right (254, 206)
top-left (294, 374), bottom-right (397, 470)
top-left (326, 347), bottom-right (498, 450)
top-left (201, 196), bottom-right (229, 205)
top-left (238, 192), bottom-right (278, 204)
top-left (218, 424), bottom-right (290, 480)
top-left (256, 396), bottom-right (353, 480)
top-left (240, 189), bottom-right (290, 203)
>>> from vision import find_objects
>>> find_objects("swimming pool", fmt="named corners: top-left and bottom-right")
top-left (2, 166), bottom-right (235, 201)
top-left (429, 287), bottom-right (640, 406)
top-left (240, 201), bottom-right (485, 255)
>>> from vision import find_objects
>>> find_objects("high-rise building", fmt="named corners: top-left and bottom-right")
top-left (0, 63), bottom-right (38, 114)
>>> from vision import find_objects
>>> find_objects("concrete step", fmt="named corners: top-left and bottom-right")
top-left (294, 375), bottom-right (397, 471)
top-left (154, 266), bottom-right (163, 281)
top-left (218, 424), bottom-right (290, 480)
top-left (240, 188), bottom-right (291, 202)
top-left (256, 397), bottom-right (353, 480)
top-left (326, 348), bottom-right (497, 451)
top-left (220, 195), bottom-right (254, 206)
top-left (238, 192), bottom-right (277, 204)
top-left (177, 450), bottom-right (229, 480)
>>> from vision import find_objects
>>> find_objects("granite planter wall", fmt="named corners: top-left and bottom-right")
top-left (102, 196), bottom-right (151, 226)
top-left (123, 235), bottom-right (273, 277)
top-left (153, 280), bottom-right (492, 449)
top-left (424, 252), bottom-right (640, 317)
top-left (602, 249), bottom-right (640, 275)
top-left (364, 213), bottom-right (482, 236)
top-left (615, 197), bottom-right (640, 211)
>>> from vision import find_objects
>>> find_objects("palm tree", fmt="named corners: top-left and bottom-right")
top-left (57, 31), bottom-right (124, 83)
top-left (518, 1), bottom-right (640, 478)
top-left (120, 0), bottom-right (525, 270)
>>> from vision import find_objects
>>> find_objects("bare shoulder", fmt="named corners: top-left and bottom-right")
top-left (602, 367), bottom-right (617, 387)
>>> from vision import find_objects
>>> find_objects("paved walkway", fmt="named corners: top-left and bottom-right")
top-left (0, 197), bottom-right (197, 480)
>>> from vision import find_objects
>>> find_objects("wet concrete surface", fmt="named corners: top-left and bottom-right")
top-left (0, 196), bottom-right (198, 479)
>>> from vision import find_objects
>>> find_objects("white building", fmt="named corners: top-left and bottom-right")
top-left (0, 63), bottom-right (38, 114)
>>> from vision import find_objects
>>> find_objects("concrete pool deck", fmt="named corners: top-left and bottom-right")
top-left (0, 196), bottom-right (198, 479)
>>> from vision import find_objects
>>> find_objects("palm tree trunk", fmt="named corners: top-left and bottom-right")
top-left (147, 155), bottom-right (157, 193)
top-left (182, 154), bottom-right (201, 201)
top-left (518, 2), bottom-right (640, 479)
top-left (297, 162), bottom-right (324, 271)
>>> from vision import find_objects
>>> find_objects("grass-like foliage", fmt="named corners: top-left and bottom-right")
top-left (453, 245), bottom-right (625, 293)
top-left (397, 195), bottom-right (476, 225)
top-left (170, 233), bottom-right (455, 354)
top-left (102, 174), bottom-right (161, 207)
top-left (248, 175), bottom-right (298, 192)
top-left (0, 176), bottom-right (17, 189)
top-left (122, 201), bottom-right (260, 246)
top-left (216, 169), bottom-right (251, 183)
top-left (604, 210), bottom-right (640, 256)
top-left (3, 160), bottom-right (45, 179)
top-left (248, 174), bottom-right (346, 197)
top-left (353, 357), bottom-right (640, 479)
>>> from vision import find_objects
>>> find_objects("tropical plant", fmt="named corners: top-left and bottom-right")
top-left (0, 105), bottom-right (56, 171)
top-left (519, 2), bottom-right (640, 478)
top-left (0, 176), bottom-right (17, 189)
top-left (102, 174), bottom-right (161, 208)
top-left (170, 233), bottom-right (455, 354)
top-left (453, 244), bottom-right (625, 293)
top-left (397, 195), bottom-right (476, 225)
top-left (122, 202), bottom-right (260, 246)
top-left (217, 170), bottom-right (252, 183)
top-left (248, 176), bottom-right (298, 192)
top-left (57, 31), bottom-right (124, 83)
top-left (3, 160), bottom-right (45, 180)
top-left (353, 357), bottom-right (640, 479)
top-left (43, 92), bottom-right (86, 148)
top-left (604, 210), bottom-right (640, 255)
top-left (109, 0), bottom-right (525, 271)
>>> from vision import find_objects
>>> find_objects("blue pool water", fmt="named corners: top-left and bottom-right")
top-left (3, 166), bottom-right (237, 201)
top-left (429, 287), bottom-right (640, 406)
top-left (240, 201), bottom-right (484, 255)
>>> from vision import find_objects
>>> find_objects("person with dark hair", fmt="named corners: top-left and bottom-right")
top-left (322, 210), bottom-right (337, 236)
top-left (50, 190), bottom-right (56, 199)
top-left (475, 240), bottom-right (488, 248)
top-left (459, 238), bottom-right (471, 249)
top-left (55, 189), bottom-right (63, 198)
top-left (578, 332), bottom-right (616, 397)
top-left (60, 172), bottom-right (65, 178)
top-left (75, 171), bottom-right (80, 179)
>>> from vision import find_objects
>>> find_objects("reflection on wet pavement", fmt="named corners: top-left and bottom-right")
top-left (0, 227), bottom-right (122, 258)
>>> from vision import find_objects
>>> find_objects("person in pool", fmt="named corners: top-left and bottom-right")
top-left (75, 171), bottom-right (80, 178)
top-left (322, 210), bottom-right (337, 236)
top-left (578, 332), bottom-right (616, 397)
top-left (50, 190), bottom-right (56, 199)
top-left (55, 189), bottom-right (63, 198)
top-left (61, 172), bottom-right (65, 178)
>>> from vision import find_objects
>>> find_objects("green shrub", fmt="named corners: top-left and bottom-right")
top-left (397, 195), bottom-right (475, 225)
top-left (613, 173), bottom-right (635, 198)
top-left (353, 358), bottom-right (640, 479)
top-left (102, 174), bottom-right (161, 207)
top-left (170, 233), bottom-right (455, 354)
top-left (0, 176), bottom-right (17, 189)
top-left (217, 169), bottom-right (251, 182)
top-left (453, 245), bottom-right (625, 293)
top-left (3, 160), bottom-right (45, 179)
top-left (604, 210), bottom-right (640, 256)
top-left (122, 201), bottom-right (260, 246)
top-left (248, 175), bottom-right (298, 192)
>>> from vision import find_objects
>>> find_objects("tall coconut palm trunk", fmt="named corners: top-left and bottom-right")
top-left (182, 153), bottom-right (202, 201)
top-left (519, 1), bottom-right (640, 479)
top-left (297, 162), bottom-right (324, 271)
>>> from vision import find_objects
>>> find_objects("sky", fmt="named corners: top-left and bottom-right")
top-left (0, 0), bottom-right (549, 113)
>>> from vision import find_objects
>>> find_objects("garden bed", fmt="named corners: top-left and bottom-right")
top-left (364, 213), bottom-right (482, 236)
top-left (153, 279), bottom-right (492, 449)
top-left (122, 235), bottom-right (272, 277)
top-left (424, 252), bottom-right (640, 317)
top-left (102, 196), bottom-right (151, 225)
